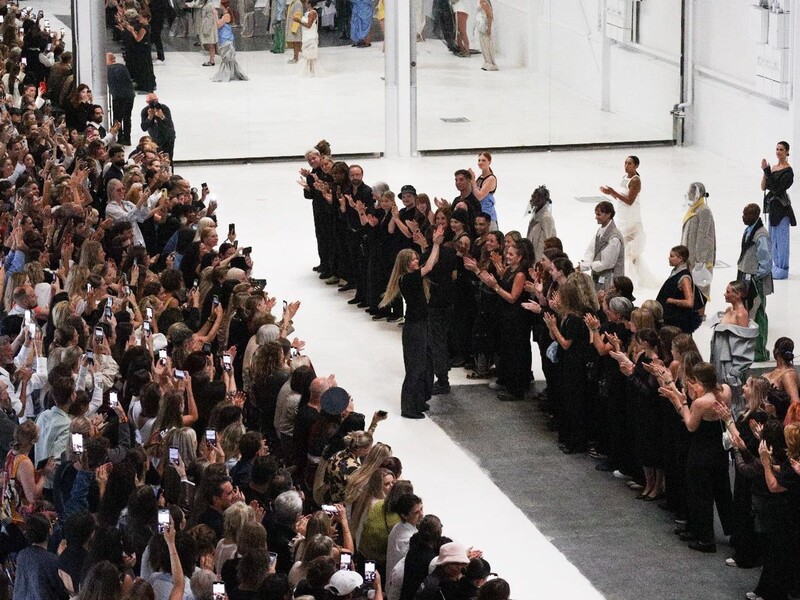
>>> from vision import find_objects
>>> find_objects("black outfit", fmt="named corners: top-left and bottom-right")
top-left (453, 192), bottom-right (481, 226)
top-left (656, 267), bottom-right (701, 333)
top-left (628, 356), bottom-right (663, 469)
top-left (556, 314), bottom-right (591, 451)
top-left (399, 535), bottom-right (451, 600)
top-left (150, 0), bottom-right (169, 61)
top-left (599, 323), bottom-right (634, 473)
top-left (763, 165), bottom-right (796, 226)
top-left (494, 270), bottom-right (531, 400)
top-left (251, 371), bottom-right (289, 453)
top-left (140, 103), bottom-right (176, 160)
top-left (426, 245), bottom-right (458, 385)
top-left (685, 417), bottom-right (733, 544)
top-left (304, 167), bottom-right (333, 275)
top-left (447, 235), bottom-right (475, 365)
top-left (264, 516), bottom-right (296, 575)
top-left (399, 270), bottom-right (432, 418)
top-left (198, 506), bottom-right (225, 539)
top-left (431, 0), bottom-right (458, 53)
top-left (107, 63), bottom-right (136, 145)
top-left (64, 100), bottom-right (93, 132)
top-left (122, 22), bottom-right (157, 93)
top-left (729, 419), bottom-right (766, 568)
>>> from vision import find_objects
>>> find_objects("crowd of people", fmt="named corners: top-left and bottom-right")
top-left (0, 5), bottom-right (515, 600)
top-left (300, 140), bottom-right (800, 600)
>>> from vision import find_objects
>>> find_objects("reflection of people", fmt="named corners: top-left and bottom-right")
top-left (295, 1), bottom-right (319, 77)
top-left (681, 182), bottom-right (715, 299)
top-left (212, 1), bottom-right (249, 82)
top-left (413, 0), bottom-right (426, 40)
top-left (451, 0), bottom-right (469, 57)
top-left (476, 0), bottom-right (497, 71)
top-left (191, 0), bottom-right (219, 66)
top-left (270, 0), bottom-right (287, 53)
top-left (284, 0), bottom-right (303, 62)
top-left (582, 201), bottom-right (624, 293)
top-left (761, 140), bottom-right (795, 280)
top-left (118, 9), bottom-right (156, 93)
top-left (600, 155), bottom-right (656, 288)
top-left (737, 204), bottom-right (772, 362)
top-left (431, 0), bottom-right (458, 54)
top-left (526, 185), bottom-right (556, 263)
top-left (350, 0), bottom-right (373, 47)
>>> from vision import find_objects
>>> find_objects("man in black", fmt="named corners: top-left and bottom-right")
top-left (107, 53), bottom-right (135, 146)
top-left (301, 149), bottom-right (336, 279)
top-left (103, 145), bottom-right (126, 193)
top-left (140, 93), bottom-right (176, 160)
top-left (471, 212), bottom-right (492, 260)
top-left (47, 51), bottom-right (73, 110)
top-left (453, 170), bottom-right (481, 225)
top-left (198, 476), bottom-right (237, 539)
top-left (339, 164), bottom-right (372, 298)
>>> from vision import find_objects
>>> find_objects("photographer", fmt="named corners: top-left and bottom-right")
top-left (140, 93), bottom-right (176, 162)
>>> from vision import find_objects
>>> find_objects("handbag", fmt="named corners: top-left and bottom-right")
top-left (691, 263), bottom-right (713, 288)
top-left (546, 341), bottom-right (559, 364)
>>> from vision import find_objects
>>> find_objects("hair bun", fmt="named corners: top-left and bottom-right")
top-left (784, 351), bottom-right (794, 363)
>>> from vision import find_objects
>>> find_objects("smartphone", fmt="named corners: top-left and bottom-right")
top-left (202, 182), bottom-right (208, 189)
top-left (212, 582), bottom-right (225, 600)
top-left (233, 240), bottom-right (238, 249)
top-left (212, 295), bottom-right (220, 308)
top-left (46, 42), bottom-right (51, 51)
top-left (86, 282), bottom-right (92, 293)
top-left (20, 57), bottom-right (27, 66)
top-left (364, 560), bottom-right (376, 583)
top-left (23, 309), bottom-right (30, 325)
top-left (290, 348), bottom-right (299, 358)
top-left (173, 369), bottom-right (185, 380)
top-left (222, 353), bottom-right (231, 371)
top-left (106, 297), bottom-right (113, 308)
top-left (159, 349), bottom-right (167, 365)
top-left (192, 279), bottom-right (199, 290)
top-left (205, 429), bottom-right (216, 446)
top-left (169, 446), bottom-right (180, 466)
top-left (146, 307), bottom-right (153, 320)
top-left (242, 247), bottom-right (252, 256)
top-left (321, 504), bottom-right (338, 515)
top-left (143, 321), bottom-right (151, 335)
top-left (202, 342), bottom-right (211, 355)
top-left (36, 457), bottom-right (52, 470)
top-left (109, 391), bottom-right (119, 407)
top-left (157, 508), bottom-right (170, 534)
top-left (28, 323), bottom-right (36, 338)
top-left (104, 305), bottom-right (112, 320)
top-left (71, 433), bottom-right (83, 454)
top-left (124, 285), bottom-right (131, 297)
top-left (94, 326), bottom-right (104, 344)
top-left (282, 300), bottom-right (288, 312)
top-left (268, 552), bottom-right (277, 568)
top-left (85, 351), bottom-right (94, 365)
top-left (228, 223), bottom-right (235, 236)
top-left (339, 552), bottom-right (351, 571)
top-left (377, 410), bottom-right (388, 418)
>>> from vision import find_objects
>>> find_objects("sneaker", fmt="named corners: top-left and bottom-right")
top-left (488, 381), bottom-right (505, 390)
top-left (324, 276), bottom-right (340, 285)
top-left (627, 481), bottom-right (644, 491)
top-left (745, 593), bottom-right (764, 600)
top-left (612, 470), bottom-right (631, 480)
top-left (154, 59), bottom-right (165, 66)
top-left (725, 558), bottom-right (737, 567)
top-left (396, 318), bottom-right (405, 326)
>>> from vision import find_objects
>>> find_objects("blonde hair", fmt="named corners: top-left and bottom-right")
top-left (221, 421), bottom-right (246, 461)
top-left (51, 300), bottom-right (72, 330)
top-left (344, 442), bottom-right (392, 505)
top-left (65, 265), bottom-right (90, 297)
top-left (24, 261), bottom-right (44, 286)
top-left (222, 501), bottom-right (255, 543)
top-left (380, 249), bottom-right (428, 308)
top-left (567, 272), bottom-right (600, 314)
top-left (4, 272), bottom-right (27, 312)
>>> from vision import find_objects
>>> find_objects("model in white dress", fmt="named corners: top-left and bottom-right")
top-left (297, 5), bottom-right (319, 77)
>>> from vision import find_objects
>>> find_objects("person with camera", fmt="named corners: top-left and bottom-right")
top-left (140, 93), bottom-right (176, 161)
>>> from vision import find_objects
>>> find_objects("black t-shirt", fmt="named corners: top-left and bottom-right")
top-left (453, 193), bottom-right (481, 224)
top-left (198, 507), bottom-right (224, 539)
top-left (425, 245), bottom-right (458, 308)
top-left (400, 270), bottom-right (428, 322)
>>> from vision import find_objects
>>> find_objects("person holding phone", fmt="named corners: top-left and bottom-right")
top-left (4, 420), bottom-right (55, 529)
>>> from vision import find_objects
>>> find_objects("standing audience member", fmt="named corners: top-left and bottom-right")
top-left (106, 53), bottom-right (136, 147)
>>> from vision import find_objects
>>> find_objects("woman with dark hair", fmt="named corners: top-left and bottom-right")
top-left (97, 458), bottom-right (140, 527)
top-left (249, 341), bottom-right (289, 450)
top-left (660, 362), bottom-right (734, 552)
top-left (763, 337), bottom-right (800, 420)
top-left (380, 227), bottom-right (444, 419)
top-left (447, 208), bottom-right (475, 369)
top-left (398, 514), bottom-right (447, 600)
top-left (761, 140), bottom-right (794, 279)
top-left (119, 486), bottom-right (159, 574)
top-left (479, 241), bottom-right (531, 402)
top-left (275, 363), bottom-right (316, 459)
top-left (118, 10), bottom-right (156, 93)
top-left (657, 245), bottom-right (701, 333)
top-left (64, 84), bottom-right (94, 132)
top-left (471, 152), bottom-right (498, 229)
top-left (83, 526), bottom-right (137, 589)
top-left (211, 0), bottom-right (248, 82)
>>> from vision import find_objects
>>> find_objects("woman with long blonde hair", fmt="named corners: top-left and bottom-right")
top-left (380, 226), bottom-right (444, 419)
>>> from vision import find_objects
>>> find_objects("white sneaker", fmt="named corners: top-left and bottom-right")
top-left (612, 470), bottom-right (630, 480)
top-left (488, 381), bottom-right (505, 390)
top-left (154, 59), bottom-right (165, 66)
top-left (745, 593), bottom-right (763, 600)
top-left (725, 557), bottom-right (737, 567)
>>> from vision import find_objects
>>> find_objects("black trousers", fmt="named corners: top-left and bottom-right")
top-left (401, 319), bottom-right (432, 416)
top-left (686, 447), bottom-right (733, 543)
top-left (311, 198), bottom-right (328, 269)
top-left (345, 229), bottom-right (363, 288)
top-left (111, 96), bottom-right (135, 145)
top-left (428, 305), bottom-right (452, 383)
top-left (152, 14), bottom-right (166, 60)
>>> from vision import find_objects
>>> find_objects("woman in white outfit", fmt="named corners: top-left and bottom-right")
top-left (600, 155), bottom-right (658, 289)
top-left (293, 0), bottom-right (319, 77)
top-left (451, 0), bottom-right (470, 57)
top-left (476, 0), bottom-right (497, 71)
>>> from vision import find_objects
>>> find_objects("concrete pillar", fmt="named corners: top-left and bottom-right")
top-left (385, 0), bottom-right (416, 157)
top-left (790, 1), bottom-right (800, 151)
top-left (72, 0), bottom-right (108, 113)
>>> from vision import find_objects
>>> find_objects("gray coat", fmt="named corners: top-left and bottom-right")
top-left (681, 201), bottom-right (716, 295)
top-left (709, 312), bottom-right (758, 401)
top-left (526, 203), bottom-right (556, 263)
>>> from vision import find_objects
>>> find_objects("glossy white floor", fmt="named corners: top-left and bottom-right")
top-left (178, 144), bottom-right (800, 599)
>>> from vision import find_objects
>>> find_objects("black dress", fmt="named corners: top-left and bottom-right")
top-left (399, 270), bottom-right (433, 417)
top-left (656, 267), bottom-right (701, 333)
top-left (123, 23), bottom-right (156, 92)
top-left (628, 356), bottom-right (663, 469)
top-left (495, 270), bottom-right (531, 399)
top-left (557, 314), bottom-right (591, 451)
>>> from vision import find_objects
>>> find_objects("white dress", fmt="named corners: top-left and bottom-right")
top-left (300, 10), bottom-right (319, 77)
top-left (615, 174), bottom-right (658, 289)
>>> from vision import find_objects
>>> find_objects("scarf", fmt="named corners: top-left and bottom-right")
top-left (682, 197), bottom-right (706, 225)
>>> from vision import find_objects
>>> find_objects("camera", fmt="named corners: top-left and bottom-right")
top-left (148, 100), bottom-right (162, 110)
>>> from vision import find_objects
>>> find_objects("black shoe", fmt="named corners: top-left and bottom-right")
top-left (688, 541), bottom-right (716, 553)
top-left (366, 308), bottom-right (379, 315)
top-left (372, 314), bottom-right (387, 321)
top-left (338, 283), bottom-right (356, 292)
top-left (678, 531), bottom-right (695, 542)
top-left (674, 526), bottom-right (687, 535)
top-left (312, 265), bottom-right (322, 272)
top-left (357, 302), bottom-right (369, 308)
top-left (421, 402), bottom-right (431, 412)
top-left (347, 298), bottom-right (361, 305)
top-left (401, 412), bottom-right (425, 419)
top-left (386, 315), bottom-right (401, 323)
top-left (497, 391), bottom-right (523, 402)
top-left (432, 383), bottom-right (450, 395)
top-left (319, 272), bottom-right (332, 279)
top-left (450, 356), bottom-right (466, 368)
top-left (595, 460), bottom-right (613, 472)
top-left (464, 361), bottom-right (475, 371)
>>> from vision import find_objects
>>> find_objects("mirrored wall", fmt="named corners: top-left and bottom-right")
top-left (99, 0), bottom-right (679, 160)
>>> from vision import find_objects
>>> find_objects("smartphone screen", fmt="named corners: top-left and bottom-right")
top-left (71, 433), bottom-right (83, 454)
top-left (205, 429), bottom-right (216, 446)
top-left (169, 446), bottom-right (180, 466)
top-left (95, 327), bottom-right (104, 343)
top-left (212, 295), bottom-right (219, 307)
top-left (159, 349), bottom-right (167, 365)
top-left (146, 307), bottom-right (153, 319)
top-left (339, 552), bottom-right (351, 571)
top-left (143, 321), bottom-right (151, 334)
top-left (28, 323), bottom-right (36, 337)
top-left (109, 391), bottom-right (118, 407)
top-left (158, 508), bottom-right (170, 534)
top-left (364, 560), bottom-right (376, 582)
top-left (24, 309), bottom-right (30, 325)
top-left (212, 582), bottom-right (225, 600)
top-left (222, 354), bottom-right (231, 371)
top-left (174, 369), bottom-right (185, 380)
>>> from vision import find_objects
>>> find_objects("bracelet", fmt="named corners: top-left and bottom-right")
top-left (725, 420), bottom-right (734, 428)
top-left (590, 328), bottom-right (600, 333)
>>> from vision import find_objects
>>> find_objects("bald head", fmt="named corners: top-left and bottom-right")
top-left (310, 377), bottom-right (331, 401)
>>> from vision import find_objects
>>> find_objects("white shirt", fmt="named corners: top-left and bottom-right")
top-left (583, 222), bottom-right (622, 275)
top-left (386, 521), bottom-right (416, 579)
top-left (105, 199), bottom-right (152, 247)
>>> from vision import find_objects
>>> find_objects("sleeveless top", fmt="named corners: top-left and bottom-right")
top-left (615, 174), bottom-right (642, 229)
top-left (657, 267), bottom-right (694, 330)
top-left (3, 451), bottom-right (32, 526)
top-left (690, 418), bottom-right (725, 455)
top-left (218, 21), bottom-right (235, 45)
top-left (476, 171), bottom-right (498, 223)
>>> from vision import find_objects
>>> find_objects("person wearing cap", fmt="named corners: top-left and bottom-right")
top-left (581, 200), bottom-right (624, 293)
top-left (414, 542), bottom-right (470, 600)
top-left (325, 569), bottom-right (383, 599)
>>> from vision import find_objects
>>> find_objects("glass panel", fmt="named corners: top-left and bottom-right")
top-left (105, 0), bottom-right (384, 161)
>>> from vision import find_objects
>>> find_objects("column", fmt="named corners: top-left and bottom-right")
top-left (790, 0), bottom-right (800, 150)
top-left (72, 0), bottom-right (108, 113)
top-left (385, 0), bottom-right (416, 157)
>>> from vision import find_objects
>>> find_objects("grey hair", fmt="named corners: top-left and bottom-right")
top-left (190, 569), bottom-right (216, 600)
top-left (256, 324), bottom-right (281, 345)
top-left (371, 181), bottom-right (390, 196)
top-left (304, 148), bottom-right (321, 158)
top-left (688, 182), bottom-right (708, 202)
top-left (274, 490), bottom-right (303, 524)
top-left (608, 296), bottom-right (634, 321)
